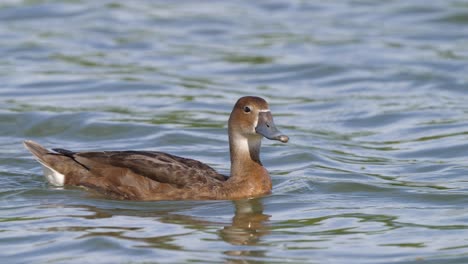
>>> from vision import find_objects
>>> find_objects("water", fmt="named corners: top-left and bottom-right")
top-left (1, 0), bottom-right (468, 263)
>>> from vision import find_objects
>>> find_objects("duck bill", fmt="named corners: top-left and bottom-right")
top-left (255, 111), bottom-right (289, 143)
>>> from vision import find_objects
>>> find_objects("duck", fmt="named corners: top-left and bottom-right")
top-left (23, 96), bottom-right (289, 201)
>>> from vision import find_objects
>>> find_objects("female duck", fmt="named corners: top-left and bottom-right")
top-left (24, 96), bottom-right (289, 200)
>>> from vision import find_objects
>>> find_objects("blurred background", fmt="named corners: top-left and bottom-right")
top-left (1, 0), bottom-right (468, 263)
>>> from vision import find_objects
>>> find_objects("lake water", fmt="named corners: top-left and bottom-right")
top-left (1, 0), bottom-right (468, 263)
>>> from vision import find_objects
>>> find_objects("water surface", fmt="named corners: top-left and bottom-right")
top-left (1, 0), bottom-right (468, 263)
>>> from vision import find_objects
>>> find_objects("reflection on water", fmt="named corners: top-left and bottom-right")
top-left (221, 199), bottom-right (270, 261)
top-left (221, 199), bottom-right (270, 246)
top-left (38, 199), bottom-right (271, 260)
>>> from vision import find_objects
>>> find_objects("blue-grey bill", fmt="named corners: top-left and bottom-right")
top-left (255, 112), bottom-right (289, 143)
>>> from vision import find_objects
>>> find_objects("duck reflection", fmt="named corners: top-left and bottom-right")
top-left (220, 198), bottom-right (270, 263)
top-left (220, 198), bottom-right (270, 246)
top-left (45, 197), bottom-right (270, 261)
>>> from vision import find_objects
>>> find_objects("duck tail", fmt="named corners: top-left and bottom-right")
top-left (23, 140), bottom-right (66, 186)
top-left (23, 140), bottom-right (50, 161)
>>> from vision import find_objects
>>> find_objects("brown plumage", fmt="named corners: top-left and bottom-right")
top-left (23, 96), bottom-right (289, 201)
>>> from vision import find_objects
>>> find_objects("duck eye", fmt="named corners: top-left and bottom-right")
top-left (243, 106), bottom-right (251, 113)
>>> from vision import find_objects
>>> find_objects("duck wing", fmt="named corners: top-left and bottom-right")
top-left (53, 149), bottom-right (228, 187)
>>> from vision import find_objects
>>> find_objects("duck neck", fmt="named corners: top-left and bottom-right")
top-left (228, 132), bottom-right (272, 196)
top-left (229, 133), bottom-right (263, 176)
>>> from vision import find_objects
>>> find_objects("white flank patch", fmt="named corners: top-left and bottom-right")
top-left (37, 160), bottom-right (65, 186)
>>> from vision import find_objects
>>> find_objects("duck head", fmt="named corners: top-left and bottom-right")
top-left (228, 96), bottom-right (288, 164)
